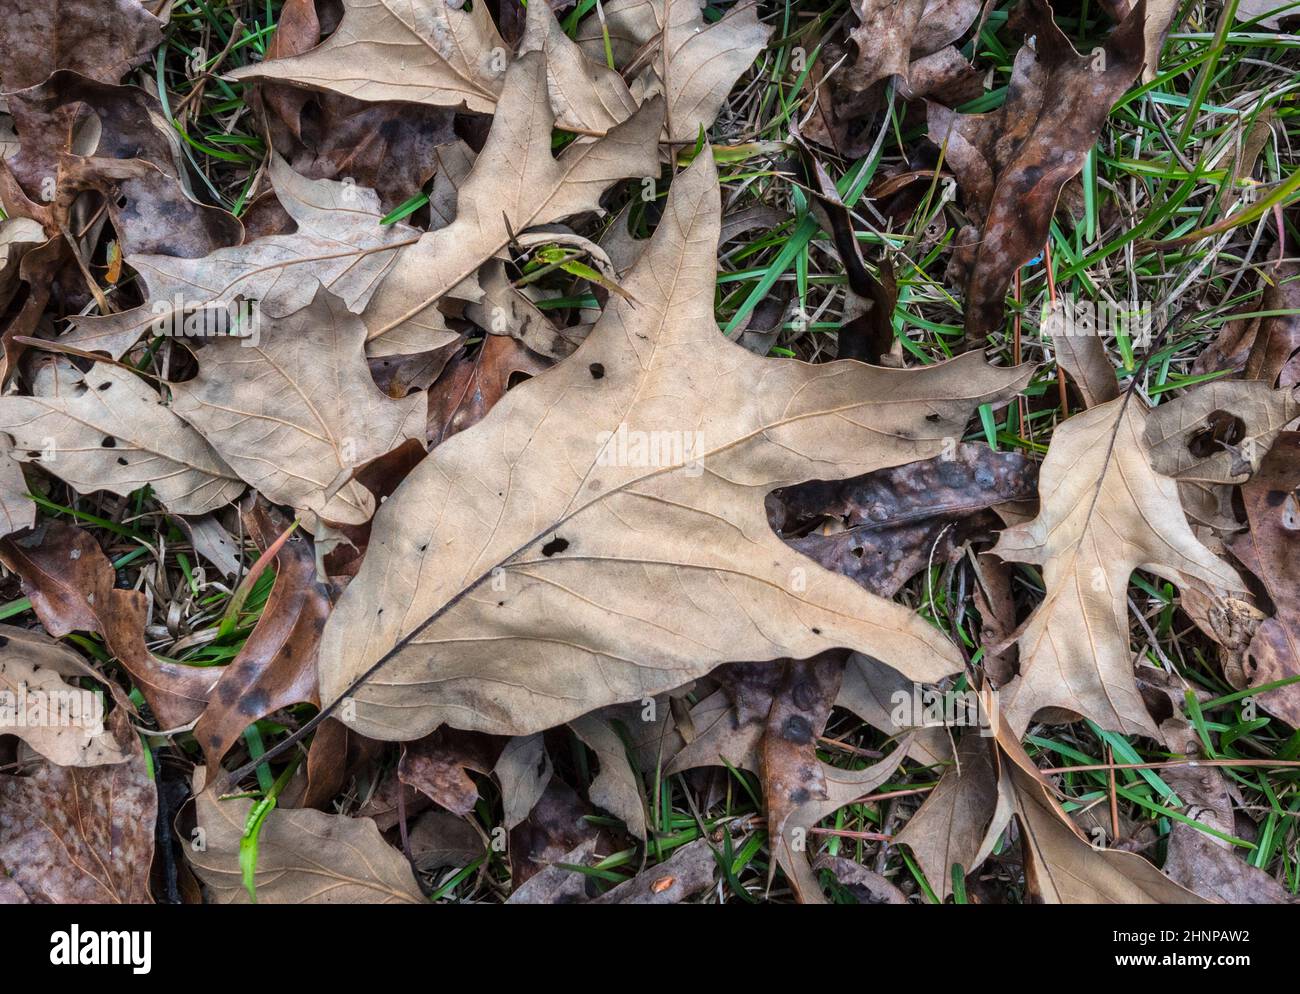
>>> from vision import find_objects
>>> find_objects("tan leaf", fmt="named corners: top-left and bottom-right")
top-left (894, 733), bottom-right (998, 902)
top-left (316, 151), bottom-right (1030, 742)
top-left (63, 156), bottom-right (420, 360)
top-left (189, 782), bottom-right (425, 904)
top-left (0, 436), bottom-right (35, 537)
top-left (171, 286), bottom-right (425, 525)
top-left (574, 0), bottom-right (773, 144)
top-left (1144, 380), bottom-right (1299, 484)
top-left (358, 51), bottom-right (663, 355)
top-left (995, 397), bottom-right (1245, 738)
top-left (1010, 761), bottom-right (1206, 903)
top-left (227, 0), bottom-right (508, 114)
top-left (0, 624), bottom-right (129, 767)
top-left (520, 0), bottom-right (640, 137)
top-left (0, 360), bottom-right (243, 517)
top-left (571, 713), bottom-right (647, 839)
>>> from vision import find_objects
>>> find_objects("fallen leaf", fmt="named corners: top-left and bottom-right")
top-left (769, 443), bottom-right (1038, 598)
top-left (894, 733), bottom-right (998, 901)
top-left (250, 0), bottom-right (461, 211)
top-left (574, 0), bottom-right (773, 144)
top-left (0, 358), bottom-right (244, 517)
top-left (995, 396), bottom-right (1245, 738)
top-left (0, 623), bottom-right (129, 767)
top-left (1161, 761), bottom-right (1298, 903)
top-left (929, 0), bottom-right (1146, 343)
top-left (62, 156), bottom-right (421, 360)
top-left (0, 708), bottom-right (155, 903)
top-left (571, 713), bottom-right (647, 839)
top-left (315, 151), bottom-right (1030, 744)
top-left (495, 732), bottom-right (553, 831)
top-left (0, 520), bottom-right (217, 728)
top-left (813, 853), bottom-right (908, 904)
top-left (227, 0), bottom-right (509, 114)
top-left (1144, 379), bottom-right (1299, 484)
top-left (425, 332), bottom-right (552, 447)
top-left (194, 503), bottom-right (331, 778)
top-left (188, 781), bottom-right (425, 904)
top-left (170, 285), bottom-right (425, 525)
top-left (0, 0), bottom-right (164, 91)
top-left (398, 726), bottom-right (503, 817)
top-left (1227, 431), bottom-right (1300, 726)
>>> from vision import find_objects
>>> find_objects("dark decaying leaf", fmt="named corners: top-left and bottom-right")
top-left (813, 854), bottom-right (908, 904)
top-left (1161, 762), bottom-right (1299, 904)
top-left (929, 0), bottom-right (1146, 343)
top-left (761, 652), bottom-right (846, 903)
top-left (592, 838), bottom-right (718, 904)
top-left (398, 726), bottom-right (504, 818)
top-left (0, 520), bottom-right (216, 728)
top-left (194, 502), bottom-right (331, 778)
top-left (0, 0), bottom-right (164, 91)
top-left (251, 0), bottom-right (461, 211)
top-left (0, 709), bottom-right (156, 903)
top-left (768, 443), bottom-right (1038, 597)
top-left (1227, 432), bottom-right (1300, 726)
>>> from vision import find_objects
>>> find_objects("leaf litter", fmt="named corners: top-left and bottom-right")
top-left (0, 0), bottom-right (1297, 906)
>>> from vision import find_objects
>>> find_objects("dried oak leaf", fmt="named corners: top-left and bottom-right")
top-left (994, 397), bottom-right (1245, 738)
top-left (170, 285), bottom-right (425, 525)
top-left (573, 0), bottom-right (773, 145)
top-left (226, 0), bottom-right (508, 114)
top-left (355, 51), bottom-right (663, 356)
top-left (929, 0), bottom-right (1146, 343)
top-left (194, 503), bottom-right (331, 778)
top-left (62, 155), bottom-right (419, 360)
top-left (999, 736), bottom-right (1207, 903)
top-left (0, 708), bottom-right (155, 903)
top-left (249, 0), bottom-right (460, 211)
top-left (894, 732), bottom-right (999, 902)
top-left (0, 623), bottom-right (129, 767)
top-left (1144, 379), bottom-right (1299, 485)
top-left (0, 0), bottom-right (164, 91)
top-left (189, 778), bottom-right (425, 904)
top-left (1227, 431), bottom-right (1300, 727)
top-left (0, 520), bottom-right (218, 728)
top-left (316, 151), bottom-right (1031, 742)
top-left (0, 359), bottom-right (244, 517)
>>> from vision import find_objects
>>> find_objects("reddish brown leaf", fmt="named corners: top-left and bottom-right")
top-left (398, 726), bottom-right (505, 817)
top-left (1228, 431), bottom-right (1300, 726)
top-left (0, 520), bottom-right (216, 727)
top-left (194, 503), bottom-right (332, 777)
top-left (929, 0), bottom-right (1146, 343)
